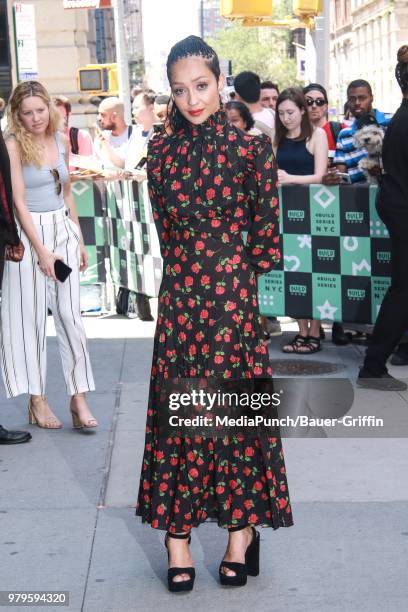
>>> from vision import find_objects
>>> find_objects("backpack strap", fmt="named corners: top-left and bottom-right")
top-left (69, 127), bottom-right (79, 155)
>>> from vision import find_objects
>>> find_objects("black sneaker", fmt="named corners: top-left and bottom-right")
top-left (357, 368), bottom-right (407, 391)
top-left (390, 344), bottom-right (408, 366)
top-left (332, 322), bottom-right (351, 346)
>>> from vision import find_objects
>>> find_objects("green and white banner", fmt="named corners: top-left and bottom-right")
top-left (257, 184), bottom-right (391, 323)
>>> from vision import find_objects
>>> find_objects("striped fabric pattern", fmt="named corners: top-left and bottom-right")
top-left (0, 207), bottom-right (95, 398)
top-left (334, 109), bottom-right (391, 183)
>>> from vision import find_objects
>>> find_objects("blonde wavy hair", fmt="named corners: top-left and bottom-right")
top-left (6, 81), bottom-right (61, 166)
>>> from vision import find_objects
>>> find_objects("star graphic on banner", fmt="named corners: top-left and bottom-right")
top-left (297, 234), bottom-right (311, 249)
top-left (316, 299), bottom-right (338, 320)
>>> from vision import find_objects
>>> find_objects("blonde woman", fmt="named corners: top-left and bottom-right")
top-left (0, 81), bottom-right (96, 429)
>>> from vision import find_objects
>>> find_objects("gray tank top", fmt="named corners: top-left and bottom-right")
top-left (22, 133), bottom-right (69, 213)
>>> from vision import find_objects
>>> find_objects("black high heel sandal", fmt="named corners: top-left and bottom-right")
top-left (219, 525), bottom-right (260, 587)
top-left (165, 531), bottom-right (195, 593)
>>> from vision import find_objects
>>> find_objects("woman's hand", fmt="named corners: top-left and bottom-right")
top-left (37, 248), bottom-right (63, 281)
top-left (79, 243), bottom-right (88, 272)
top-left (277, 169), bottom-right (293, 185)
top-left (5, 241), bottom-right (25, 262)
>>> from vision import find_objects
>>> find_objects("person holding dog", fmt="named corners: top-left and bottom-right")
top-left (358, 46), bottom-right (408, 390)
top-left (333, 79), bottom-right (390, 183)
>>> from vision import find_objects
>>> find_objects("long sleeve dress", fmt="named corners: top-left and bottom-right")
top-left (136, 110), bottom-right (293, 533)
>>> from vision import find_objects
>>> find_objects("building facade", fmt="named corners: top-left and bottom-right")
top-left (330, 0), bottom-right (408, 115)
top-left (123, 0), bottom-right (144, 85)
top-left (201, 0), bottom-right (224, 39)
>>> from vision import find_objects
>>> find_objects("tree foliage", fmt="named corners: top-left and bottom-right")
top-left (208, 24), bottom-right (299, 89)
top-left (207, 1), bottom-right (301, 89)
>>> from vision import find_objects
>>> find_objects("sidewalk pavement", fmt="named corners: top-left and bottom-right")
top-left (1, 306), bottom-right (408, 612)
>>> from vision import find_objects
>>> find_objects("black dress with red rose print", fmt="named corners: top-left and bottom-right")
top-left (136, 110), bottom-right (293, 532)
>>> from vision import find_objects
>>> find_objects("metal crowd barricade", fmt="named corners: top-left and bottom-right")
top-left (72, 179), bottom-right (391, 324)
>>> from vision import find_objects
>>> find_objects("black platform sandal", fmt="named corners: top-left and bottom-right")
top-left (165, 531), bottom-right (195, 593)
top-left (219, 525), bottom-right (260, 587)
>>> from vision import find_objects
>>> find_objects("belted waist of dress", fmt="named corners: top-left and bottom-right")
top-left (168, 217), bottom-right (249, 236)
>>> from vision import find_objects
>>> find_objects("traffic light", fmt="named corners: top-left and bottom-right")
top-left (220, 0), bottom-right (273, 18)
top-left (293, 0), bottom-right (323, 16)
top-left (77, 64), bottom-right (119, 98)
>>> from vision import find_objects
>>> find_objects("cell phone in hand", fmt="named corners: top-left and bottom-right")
top-left (337, 172), bottom-right (352, 184)
top-left (135, 156), bottom-right (147, 170)
top-left (54, 259), bottom-right (72, 282)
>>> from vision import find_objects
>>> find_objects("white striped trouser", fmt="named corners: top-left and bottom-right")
top-left (0, 206), bottom-right (95, 398)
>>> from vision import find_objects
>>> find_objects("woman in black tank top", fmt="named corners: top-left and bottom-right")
top-left (274, 88), bottom-right (328, 354)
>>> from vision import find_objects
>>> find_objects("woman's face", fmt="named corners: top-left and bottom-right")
top-left (19, 95), bottom-right (50, 135)
top-left (169, 55), bottom-right (223, 125)
top-left (226, 108), bottom-right (246, 132)
top-left (277, 99), bottom-right (304, 132)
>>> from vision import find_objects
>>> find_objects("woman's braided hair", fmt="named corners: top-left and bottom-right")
top-left (165, 36), bottom-right (221, 133)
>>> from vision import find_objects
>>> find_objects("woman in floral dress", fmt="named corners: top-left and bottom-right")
top-left (136, 36), bottom-right (293, 592)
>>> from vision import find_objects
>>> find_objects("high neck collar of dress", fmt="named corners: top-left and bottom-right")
top-left (185, 109), bottom-right (226, 137)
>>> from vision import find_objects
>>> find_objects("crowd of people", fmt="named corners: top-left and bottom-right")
top-left (1, 32), bottom-right (408, 593)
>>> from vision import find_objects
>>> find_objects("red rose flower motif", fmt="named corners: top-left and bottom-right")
top-left (278, 498), bottom-right (287, 509)
top-left (195, 240), bottom-right (205, 251)
top-left (216, 485), bottom-right (225, 495)
top-left (191, 262), bottom-right (200, 273)
top-left (217, 154), bottom-right (226, 164)
top-left (214, 355), bottom-right (224, 364)
top-left (225, 301), bottom-right (236, 311)
top-left (185, 276), bottom-right (194, 287)
top-left (202, 344), bottom-right (209, 354)
top-left (177, 315), bottom-right (186, 325)
top-left (159, 482), bottom-right (168, 492)
top-left (248, 513), bottom-right (258, 523)
top-left (206, 188), bottom-right (216, 200)
top-left (201, 275), bottom-right (210, 286)
top-left (222, 186), bottom-right (231, 197)
top-left (232, 508), bottom-right (243, 519)
top-left (200, 309), bottom-right (209, 319)
top-left (214, 175), bottom-right (222, 186)
top-left (216, 286), bottom-right (225, 295)
top-left (189, 468), bottom-right (199, 478)
top-left (173, 263), bottom-right (181, 273)
top-left (254, 481), bottom-right (263, 491)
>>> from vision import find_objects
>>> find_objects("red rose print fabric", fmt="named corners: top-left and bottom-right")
top-left (136, 110), bottom-right (293, 532)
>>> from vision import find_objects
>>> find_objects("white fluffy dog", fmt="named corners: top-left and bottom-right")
top-left (353, 125), bottom-right (384, 184)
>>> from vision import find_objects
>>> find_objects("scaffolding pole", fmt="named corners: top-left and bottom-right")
top-left (112, 0), bottom-right (132, 123)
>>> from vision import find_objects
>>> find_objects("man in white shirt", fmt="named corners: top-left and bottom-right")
top-left (94, 97), bottom-right (132, 168)
top-left (234, 71), bottom-right (275, 138)
top-left (260, 81), bottom-right (279, 115)
top-left (123, 92), bottom-right (156, 172)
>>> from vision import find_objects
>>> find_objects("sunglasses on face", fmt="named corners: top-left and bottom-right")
top-left (306, 97), bottom-right (327, 107)
top-left (50, 168), bottom-right (62, 196)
